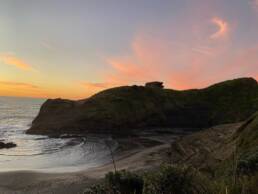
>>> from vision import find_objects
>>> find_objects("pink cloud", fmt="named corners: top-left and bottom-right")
top-left (82, 15), bottom-right (257, 94)
top-left (102, 22), bottom-right (226, 90)
top-left (221, 46), bottom-right (258, 79)
top-left (210, 17), bottom-right (229, 39)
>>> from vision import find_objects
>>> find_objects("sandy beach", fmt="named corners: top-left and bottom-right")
top-left (0, 134), bottom-right (174, 194)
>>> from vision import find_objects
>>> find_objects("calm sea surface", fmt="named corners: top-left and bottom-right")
top-left (0, 96), bottom-right (116, 172)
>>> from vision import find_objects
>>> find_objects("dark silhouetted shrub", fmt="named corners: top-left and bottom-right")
top-left (238, 148), bottom-right (258, 175)
top-left (143, 165), bottom-right (213, 194)
top-left (105, 170), bottom-right (144, 194)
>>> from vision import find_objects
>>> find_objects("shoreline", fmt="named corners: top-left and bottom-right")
top-left (0, 123), bottom-right (241, 194)
top-left (0, 133), bottom-right (177, 194)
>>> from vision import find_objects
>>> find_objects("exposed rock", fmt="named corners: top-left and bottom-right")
top-left (0, 142), bottom-right (16, 149)
top-left (27, 77), bottom-right (258, 136)
top-left (145, 81), bottom-right (164, 89)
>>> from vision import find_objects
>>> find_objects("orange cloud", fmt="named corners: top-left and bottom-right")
top-left (0, 81), bottom-right (39, 89)
top-left (80, 80), bottom-right (129, 95)
top-left (0, 53), bottom-right (35, 71)
top-left (0, 80), bottom-right (88, 99)
top-left (107, 57), bottom-right (154, 83)
top-left (210, 17), bottom-right (229, 39)
top-left (81, 82), bottom-right (114, 92)
top-left (0, 80), bottom-right (45, 98)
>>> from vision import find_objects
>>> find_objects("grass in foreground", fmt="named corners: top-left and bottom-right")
top-left (83, 164), bottom-right (258, 194)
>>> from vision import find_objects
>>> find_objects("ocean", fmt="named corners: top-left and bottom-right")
top-left (0, 96), bottom-right (116, 172)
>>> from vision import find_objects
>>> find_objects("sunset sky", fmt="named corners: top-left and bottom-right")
top-left (1, 0), bottom-right (258, 99)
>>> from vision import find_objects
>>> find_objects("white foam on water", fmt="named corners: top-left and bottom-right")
top-left (0, 96), bottom-right (117, 172)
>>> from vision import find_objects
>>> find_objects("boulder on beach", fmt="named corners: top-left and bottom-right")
top-left (0, 141), bottom-right (16, 149)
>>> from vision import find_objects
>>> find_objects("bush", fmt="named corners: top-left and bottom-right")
top-left (143, 165), bottom-right (213, 194)
top-left (213, 173), bottom-right (258, 194)
top-left (104, 170), bottom-right (144, 194)
top-left (242, 173), bottom-right (258, 194)
top-left (84, 184), bottom-right (106, 194)
top-left (84, 170), bottom-right (143, 194)
top-left (238, 148), bottom-right (258, 175)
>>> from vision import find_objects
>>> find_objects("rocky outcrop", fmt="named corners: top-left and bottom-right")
top-left (0, 142), bottom-right (16, 149)
top-left (27, 77), bottom-right (258, 136)
top-left (145, 81), bottom-right (164, 89)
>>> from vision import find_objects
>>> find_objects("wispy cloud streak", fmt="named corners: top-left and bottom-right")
top-left (0, 53), bottom-right (35, 71)
top-left (0, 81), bottom-right (39, 89)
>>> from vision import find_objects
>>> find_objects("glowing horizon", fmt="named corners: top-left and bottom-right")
top-left (1, 0), bottom-right (258, 99)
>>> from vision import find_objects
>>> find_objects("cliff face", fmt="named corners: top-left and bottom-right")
top-left (27, 78), bottom-right (258, 135)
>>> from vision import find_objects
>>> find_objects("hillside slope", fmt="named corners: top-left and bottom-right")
top-left (27, 78), bottom-right (258, 135)
top-left (235, 112), bottom-right (258, 174)
top-left (236, 112), bottom-right (258, 152)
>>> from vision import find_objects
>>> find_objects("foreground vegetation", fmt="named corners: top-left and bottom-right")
top-left (83, 165), bottom-right (258, 194)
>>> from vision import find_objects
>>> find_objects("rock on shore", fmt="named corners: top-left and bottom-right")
top-left (0, 142), bottom-right (16, 149)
